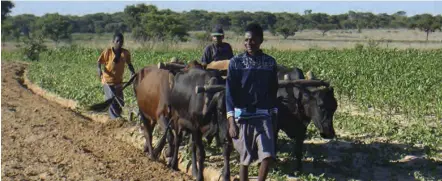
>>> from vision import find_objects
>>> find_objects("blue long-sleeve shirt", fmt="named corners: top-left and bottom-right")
top-left (225, 50), bottom-right (279, 120)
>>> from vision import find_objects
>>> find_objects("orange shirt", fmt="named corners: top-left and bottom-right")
top-left (98, 47), bottom-right (131, 85)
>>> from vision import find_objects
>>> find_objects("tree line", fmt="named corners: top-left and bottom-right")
top-left (2, 2), bottom-right (442, 44)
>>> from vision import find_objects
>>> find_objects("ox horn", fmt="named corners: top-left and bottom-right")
top-left (158, 62), bottom-right (186, 70)
top-left (195, 85), bottom-right (226, 94)
top-left (306, 70), bottom-right (317, 80)
top-left (283, 74), bottom-right (290, 80)
top-left (278, 79), bottom-right (329, 88)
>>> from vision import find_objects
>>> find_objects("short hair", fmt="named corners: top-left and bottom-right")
top-left (245, 23), bottom-right (263, 40)
top-left (113, 32), bottom-right (124, 40)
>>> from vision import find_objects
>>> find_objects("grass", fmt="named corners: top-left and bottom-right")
top-left (2, 43), bottom-right (441, 180)
top-left (2, 29), bottom-right (442, 52)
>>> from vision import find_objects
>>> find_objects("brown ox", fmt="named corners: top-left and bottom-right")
top-left (132, 66), bottom-right (175, 160)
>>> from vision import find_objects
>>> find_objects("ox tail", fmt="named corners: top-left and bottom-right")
top-left (86, 73), bottom-right (138, 112)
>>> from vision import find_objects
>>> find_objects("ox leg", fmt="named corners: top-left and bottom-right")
top-left (295, 127), bottom-right (307, 173)
top-left (191, 133), bottom-right (199, 178)
top-left (140, 113), bottom-right (155, 159)
top-left (222, 140), bottom-right (232, 181)
top-left (152, 116), bottom-right (169, 159)
top-left (169, 126), bottom-right (182, 170)
top-left (195, 131), bottom-right (205, 181)
top-left (166, 125), bottom-right (174, 158)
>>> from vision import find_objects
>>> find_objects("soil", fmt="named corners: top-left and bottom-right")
top-left (1, 62), bottom-right (193, 181)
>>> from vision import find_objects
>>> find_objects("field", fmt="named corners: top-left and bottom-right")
top-left (2, 36), bottom-right (442, 180)
top-left (2, 29), bottom-right (442, 52)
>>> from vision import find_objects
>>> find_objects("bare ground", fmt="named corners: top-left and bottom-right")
top-left (1, 62), bottom-right (193, 181)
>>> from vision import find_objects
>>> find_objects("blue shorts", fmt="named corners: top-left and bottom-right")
top-left (232, 116), bottom-right (276, 166)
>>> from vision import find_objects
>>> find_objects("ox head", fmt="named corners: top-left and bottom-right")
top-left (158, 60), bottom-right (206, 75)
top-left (195, 81), bottom-right (227, 141)
top-left (195, 79), bottom-right (225, 115)
top-left (280, 73), bottom-right (337, 139)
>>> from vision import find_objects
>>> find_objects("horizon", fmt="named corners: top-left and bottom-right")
top-left (8, 1), bottom-right (442, 17)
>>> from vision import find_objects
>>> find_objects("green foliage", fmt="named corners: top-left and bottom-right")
top-left (4, 4), bottom-right (442, 40)
top-left (2, 14), bottom-right (37, 41)
top-left (409, 14), bottom-right (442, 41)
top-left (272, 14), bottom-right (298, 39)
top-left (316, 24), bottom-right (337, 36)
top-left (124, 4), bottom-right (158, 28)
top-left (193, 31), bottom-right (211, 49)
top-left (17, 35), bottom-right (47, 61)
top-left (23, 47), bottom-right (442, 120)
top-left (14, 46), bottom-right (442, 180)
top-left (140, 13), bottom-right (188, 42)
top-left (354, 43), bottom-right (364, 51)
top-left (36, 13), bottom-right (73, 44)
top-left (1, 0), bottom-right (14, 21)
top-left (229, 11), bottom-right (255, 35)
top-left (184, 10), bottom-right (212, 31)
top-left (124, 4), bottom-right (188, 42)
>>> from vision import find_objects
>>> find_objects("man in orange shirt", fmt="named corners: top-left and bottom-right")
top-left (97, 33), bottom-right (135, 120)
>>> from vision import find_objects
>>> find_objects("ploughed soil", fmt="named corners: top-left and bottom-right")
top-left (1, 62), bottom-right (193, 181)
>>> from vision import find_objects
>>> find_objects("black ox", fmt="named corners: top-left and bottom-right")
top-left (275, 65), bottom-right (338, 172)
top-left (194, 66), bottom-right (337, 180)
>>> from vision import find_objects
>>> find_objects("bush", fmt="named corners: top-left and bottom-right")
top-left (17, 35), bottom-right (47, 61)
top-left (354, 43), bottom-right (364, 51)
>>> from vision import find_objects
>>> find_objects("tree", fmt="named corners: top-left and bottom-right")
top-left (394, 11), bottom-right (407, 17)
top-left (105, 23), bottom-right (127, 33)
top-left (124, 4), bottom-right (158, 28)
top-left (310, 13), bottom-right (329, 27)
top-left (183, 10), bottom-right (212, 31)
top-left (3, 14), bottom-right (37, 41)
top-left (229, 11), bottom-right (254, 35)
top-left (138, 12), bottom-right (188, 42)
top-left (36, 13), bottom-right (73, 44)
top-left (1, 0), bottom-right (14, 21)
top-left (210, 13), bottom-right (231, 30)
top-left (93, 21), bottom-right (105, 35)
top-left (272, 14), bottom-right (298, 39)
top-left (252, 12), bottom-right (277, 30)
top-left (1, 20), bottom-right (14, 44)
top-left (410, 14), bottom-right (442, 41)
top-left (317, 24), bottom-right (337, 36)
top-left (273, 23), bottom-right (297, 39)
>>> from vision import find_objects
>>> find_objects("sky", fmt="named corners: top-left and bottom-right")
top-left (8, 1), bottom-right (442, 17)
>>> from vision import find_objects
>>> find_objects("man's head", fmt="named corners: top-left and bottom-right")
top-left (211, 25), bottom-right (224, 45)
top-left (244, 23), bottom-right (263, 55)
top-left (113, 32), bottom-right (124, 50)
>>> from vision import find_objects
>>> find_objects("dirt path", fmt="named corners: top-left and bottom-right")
top-left (1, 62), bottom-right (192, 181)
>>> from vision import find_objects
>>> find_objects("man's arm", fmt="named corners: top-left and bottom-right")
top-left (225, 58), bottom-right (237, 119)
top-left (269, 60), bottom-right (279, 114)
top-left (226, 44), bottom-right (234, 59)
top-left (97, 50), bottom-right (106, 81)
top-left (125, 51), bottom-right (135, 76)
top-left (226, 57), bottom-right (239, 138)
top-left (201, 45), bottom-right (212, 64)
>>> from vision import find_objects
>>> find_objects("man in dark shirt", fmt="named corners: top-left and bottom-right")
top-left (201, 25), bottom-right (234, 64)
top-left (225, 23), bottom-right (278, 181)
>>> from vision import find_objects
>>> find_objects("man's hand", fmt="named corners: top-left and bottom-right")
top-left (228, 116), bottom-right (239, 139)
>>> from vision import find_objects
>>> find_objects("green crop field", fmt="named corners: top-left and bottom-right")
top-left (2, 46), bottom-right (441, 180)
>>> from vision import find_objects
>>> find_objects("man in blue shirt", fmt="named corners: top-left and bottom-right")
top-left (201, 25), bottom-right (234, 64)
top-left (225, 23), bottom-right (278, 181)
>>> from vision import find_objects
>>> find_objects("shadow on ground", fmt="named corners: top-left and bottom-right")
top-left (275, 138), bottom-right (442, 181)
